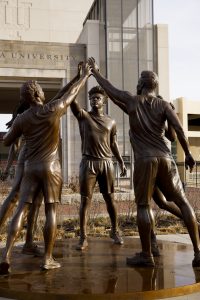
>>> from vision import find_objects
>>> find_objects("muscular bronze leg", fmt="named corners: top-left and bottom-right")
top-left (137, 205), bottom-right (152, 256)
top-left (153, 187), bottom-right (200, 237)
top-left (24, 202), bottom-right (40, 246)
top-left (41, 203), bottom-right (60, 270)
top-left (0, 202), bottom-right (30, 274)
top-left (0, 163), bottom-right (24, 231)
top-left (22, 196), bottom-right (43, 256)
top-left (177, 201), bottom-right (200, 267)
top-left (76, 196), bottom-right (91, 250)
top-left (0, 192), bottom-right (19, 230)
top-left (126, 204), bottom-right (155, 267)
top-left (102, 193), bottom-right (123, 245)
top-left (177, 200), bottom-right (200, 253)
top-left (153, 188), bottom-right (182, 218)
top-left (149, 208), bottom-right (160, 256)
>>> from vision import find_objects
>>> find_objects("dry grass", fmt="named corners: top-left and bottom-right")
top-left (0, 212), bottom-right (187, 242)
top-left (0, 180), bottom-right (10, 199)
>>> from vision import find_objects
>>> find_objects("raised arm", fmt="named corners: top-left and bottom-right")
top-left (51, 62), bottom-right (83, 102)
top-left (109, 96), bottom-right (128, 114)
top-left (70, 63), bottom-right (84, 117)
top-left (57, 63), bottom-right (90, 112)
top-left (88, 57), bottom-right (133, 108)
top-left (70, 98), bottom-right (82, 117)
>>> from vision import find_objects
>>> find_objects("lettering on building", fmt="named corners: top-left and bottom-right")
top-left (0, 49), bottom-right (82, 69)
top-left (0, 51), bottom-right (76, 62)
top-left (0, 41), bottom-right (85, 70)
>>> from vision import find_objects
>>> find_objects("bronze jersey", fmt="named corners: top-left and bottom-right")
top-left (129, 96), bottom-right (172, 160)
top-left (4, 99), bottom-right (66, 165)
top-left (76, 109), bottom-right (117, 159)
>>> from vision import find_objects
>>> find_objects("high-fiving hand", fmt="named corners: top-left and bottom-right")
top-left (88, 57), bottom-right (100, 73)
top-left (83, 62), bottom-right (92, 78)
top-left (77, 61), bottom-right (84, 78)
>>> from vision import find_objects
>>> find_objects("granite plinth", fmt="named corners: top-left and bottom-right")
top-left (0, 237), bottom-right (200, 300)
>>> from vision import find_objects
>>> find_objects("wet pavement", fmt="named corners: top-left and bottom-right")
top-left (0, 236), bottom-right (200, 299)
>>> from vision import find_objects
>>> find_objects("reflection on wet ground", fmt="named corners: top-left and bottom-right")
top-left (0, 237), bottom-right (200, 299)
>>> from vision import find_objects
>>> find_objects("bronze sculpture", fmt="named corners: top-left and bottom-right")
top-left (0, 62), bottom-right (86, 257)
top-left (70, 85), bottom-right (127, 250)
top-left (0, 102), bottom-right (43, 256)
top-left (0, 63), bottom-right (90, 274)
top-left (88, 57), bottom-right (200, 267)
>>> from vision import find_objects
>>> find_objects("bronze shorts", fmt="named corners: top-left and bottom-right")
top-left (79, 158), bottom-right (115, 197)
top-left (134, 157), bottom-right (186, 206)
top-left (20, 160), bottom-right (62, 204)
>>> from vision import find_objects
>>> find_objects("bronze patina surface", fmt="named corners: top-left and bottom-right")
top-left (0, 237), bottom-right (199, 300)
top-left (70, 85), bottom-right (126, 250)
top-left (88, 58), bottom-right (200, 268)
top-left (0, 63), bottom-right (90, 272)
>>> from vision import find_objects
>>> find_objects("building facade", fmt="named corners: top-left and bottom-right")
top-left (78, 0), bottom-right (154, 183)
top-left (0, 0), bottom-right (169, 184)
top-left (173, 98), bottom-right (200, 186)
top-left (77, 0), bottom-right (169, 186)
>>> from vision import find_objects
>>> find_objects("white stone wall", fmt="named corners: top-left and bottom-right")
top-left (155, 24), bottom-right (170, 101)
top-left (0, 0), bottom-right (93, 43)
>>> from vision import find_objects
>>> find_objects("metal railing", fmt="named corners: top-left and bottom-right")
top-left (176, 161), bottom-right (200, 188)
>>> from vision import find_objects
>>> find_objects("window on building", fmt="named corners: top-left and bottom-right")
top-left (188, 114), bottom-right (200, 131)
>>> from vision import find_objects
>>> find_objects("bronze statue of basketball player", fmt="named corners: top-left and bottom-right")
top-left (70, 85), bottom-right (127, 250)
top-left (88, 57), bottom-right (200, 268)
top-left (0, 63), bottom-right (90, 274)
top-left (108, 88), bottom-right (200, 256)
top-left (0, 63), bottom-right (86, 257)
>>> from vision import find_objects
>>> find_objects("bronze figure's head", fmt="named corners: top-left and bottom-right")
top-left (20, 80), bottom-right (45, 105)
top-left (88, 85), bottom-right (108, 109)
top-left (137, 71), bottom-right (159, 94)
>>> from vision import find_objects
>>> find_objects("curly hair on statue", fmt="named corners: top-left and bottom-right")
top-left (139, 70), bottom-right (159, 92)
top-left (88, 85), bottom-right (108, 100)
top-left (20, 80), bottom-right (41, 103)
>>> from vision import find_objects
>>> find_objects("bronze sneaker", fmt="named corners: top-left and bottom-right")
top-left (151, 243), bottom-right (160, 257)
top-left (40, 258), bottom-right (61, 270)
top-left (22, 243), bottom-right (43, 257)
top-left (127, 252), bottom-right (155, 267)
top-left (0, 261), bottom-right (10, 275)
top-left (76, 238), bottom-right (88, 250)
top-left (110, 231), bottom-right (124, 245)
top-left (192, 251), bottom-right (200, 267)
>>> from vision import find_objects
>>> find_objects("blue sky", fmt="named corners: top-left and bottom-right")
top-left (1, 0), bottom-right (199, 131)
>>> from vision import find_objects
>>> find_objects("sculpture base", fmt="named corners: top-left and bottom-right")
top-left (0, 237), bottom-right (200, 300)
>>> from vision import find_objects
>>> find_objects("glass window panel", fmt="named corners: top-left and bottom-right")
top-left (106, 0), bottom-right (122, 27)
top-left (122, 0), bottom-right (137, 28)
top-left (138, 28), bottom-right (153, 73)
top-left (122, 0), bottom-right (138, 94)
top-left (138, 0), bottom-right (153, 74)
top-left (138, 0), bottom-right (153, 28)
